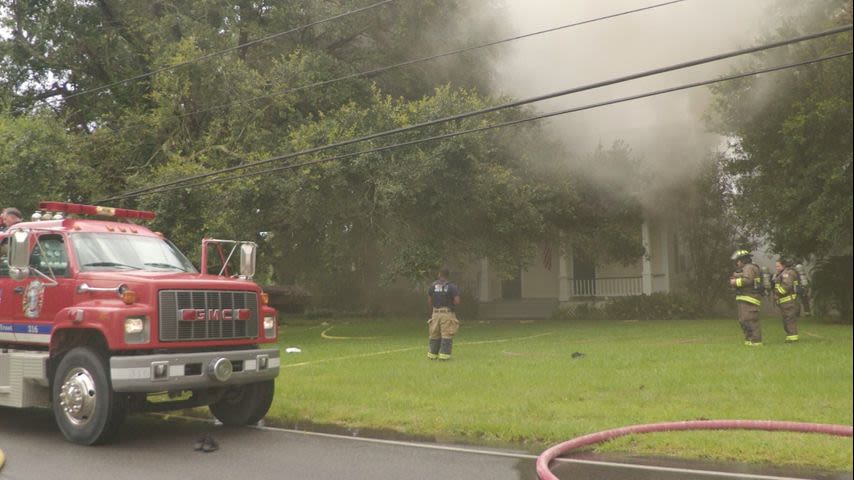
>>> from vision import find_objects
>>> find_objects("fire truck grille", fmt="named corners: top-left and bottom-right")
top-left (158, 290), bottom-right (259, 342)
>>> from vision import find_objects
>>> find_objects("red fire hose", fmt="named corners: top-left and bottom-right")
top-left (536, 420), bottom-right (854, 480)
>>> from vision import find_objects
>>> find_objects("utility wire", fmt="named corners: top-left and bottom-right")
top-left (59, 0), bottom-right (396, 101)
top-left (109, 49), bottom-right (853, 199)
top-left (173, 0), bottom-right (691, 119)
top-left (99, 24), bottom-right (853, 202)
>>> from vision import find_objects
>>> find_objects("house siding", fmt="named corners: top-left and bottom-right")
top-left (472, 218), bottom-right (688, 303)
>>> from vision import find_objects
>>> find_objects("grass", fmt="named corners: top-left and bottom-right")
top-left (266, 315), bottom-right (853, 471)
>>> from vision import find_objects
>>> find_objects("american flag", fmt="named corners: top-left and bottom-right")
top-left (543, 243), bottom-right (552, 271)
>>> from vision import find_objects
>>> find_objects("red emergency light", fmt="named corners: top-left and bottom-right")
top-left (38, 201), bottom-right (156, 221)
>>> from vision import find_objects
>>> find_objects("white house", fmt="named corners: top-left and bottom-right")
top-left (471, 219), bottom-right (689, 318)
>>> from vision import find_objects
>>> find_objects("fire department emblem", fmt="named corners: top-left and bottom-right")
top-left (23, 280), bottom-right (45, 318)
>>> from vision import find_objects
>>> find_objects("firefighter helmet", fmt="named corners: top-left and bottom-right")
top-left (731, 249), bottom-right (752, 261)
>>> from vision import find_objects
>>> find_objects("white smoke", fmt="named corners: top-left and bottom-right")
top-left (490, 0), bottom-right (779, 176)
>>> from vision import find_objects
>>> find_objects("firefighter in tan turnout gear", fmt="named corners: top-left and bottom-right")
top-left (427, 267), bottom-right (460, 360)
top-left (772, 257), bottom-right (800, 343)
top-left (729, 249), bottom-right (764, 346)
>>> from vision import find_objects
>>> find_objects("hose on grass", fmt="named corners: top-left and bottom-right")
top-left (536, 420), bottom-right (854, 480)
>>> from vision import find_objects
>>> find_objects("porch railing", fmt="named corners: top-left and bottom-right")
top-left (571, 276), bottom-right (643, 297)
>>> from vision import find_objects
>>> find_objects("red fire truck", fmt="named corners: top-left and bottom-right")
top-left (0, 202), bottom-right (279, 445)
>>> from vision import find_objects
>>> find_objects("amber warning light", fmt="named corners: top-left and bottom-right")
top-left (38, 201), bottom-right (156, 221)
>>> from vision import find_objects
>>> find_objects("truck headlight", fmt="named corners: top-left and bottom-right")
top-left (125, 316), bottom-right (149, 344)
top-left (263, 315), bottom-right (276, 339)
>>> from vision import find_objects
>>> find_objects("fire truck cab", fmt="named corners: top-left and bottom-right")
top-left (0, 202), bottom-right (280, 445)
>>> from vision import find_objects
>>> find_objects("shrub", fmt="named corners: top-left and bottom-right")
top-left (605, 292), bottom-right (705, 320)
top-left (810, 255), bottom-right (853, 321)
top-left (263, 284), bottom-right (311, 314)
top-left (552, 293), bottom-right (705, 321)
top-left (551, 302), bottom-right (607, 321)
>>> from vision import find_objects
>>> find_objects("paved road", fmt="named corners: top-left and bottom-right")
top-left (1, 408), bottom-right (849, 480)
top-left (2, 408), bottom-right (533, 480)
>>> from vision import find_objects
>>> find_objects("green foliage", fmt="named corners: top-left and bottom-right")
top-left (564, 141), bottom-right (645, 266)
top-left (605, 293), bottom-right (705, 320)
top-left (264, 284), bottom-right (312, 315)
top-left (810, 255), bottom-right (853, 320)
top-left (646, 153), bottom-right (746, 310)
top-left (709, 1), bottom-right (853, 259)
top-left (0, 112), bottom-right (96, 211)
top-left (553, 292), bottom-right (706, 321)
top-left (0, 0), bottom-right (644, 307)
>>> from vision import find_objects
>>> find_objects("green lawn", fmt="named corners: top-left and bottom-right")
top-left (267, 315), bottom-right (853, 471)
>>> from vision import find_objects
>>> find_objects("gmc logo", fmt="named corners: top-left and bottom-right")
top-left (180, 308), bottom-right (251, 321)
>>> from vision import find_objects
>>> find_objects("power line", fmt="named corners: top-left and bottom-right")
top-left (98, 23), bottom-right (853, 202)
top-left (173, 0), bottom-right (691, 119)
top-left (109, 50), bottom-right (853, 199)
top-left (58, 0), bottom-right (396, 101)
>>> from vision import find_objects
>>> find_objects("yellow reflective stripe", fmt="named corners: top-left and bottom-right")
top-left (778, 294), bottom-right (797, 304)
top-left (735, 278), bottom-right (744, 288)
top-left (736, 295), bottom-right (762, 306)
top-left (775, 285), bottom-right (787, 295)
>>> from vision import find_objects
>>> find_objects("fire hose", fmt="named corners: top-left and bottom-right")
top-left (536, 420), bottom-right (853, 480)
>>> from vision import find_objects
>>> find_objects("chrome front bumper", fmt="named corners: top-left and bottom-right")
top-left (109, 348), bottom-right (280, 392)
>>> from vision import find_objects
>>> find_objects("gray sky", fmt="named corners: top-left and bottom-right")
top-left (490, 0), bottom-right (776, 166)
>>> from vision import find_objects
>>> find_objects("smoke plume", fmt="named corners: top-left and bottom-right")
top-left (489, 0), bottom-right (781, 190)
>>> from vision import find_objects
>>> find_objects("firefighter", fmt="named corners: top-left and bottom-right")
top-left (426, 267), bottom-right (460, 360)
top-left (772, 257), bottom-right (800, 342)
top-left (729, 249), bottom-right (763, 346)
top-left (1, 208), bottom-right (22, 230)
top-left (794, 263), bottom-right (813, 317)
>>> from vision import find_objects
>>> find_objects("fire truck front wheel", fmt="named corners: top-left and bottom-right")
top-left (209, 379), bottom-right (275, 426)
top-left (52, 347), bottom-right (127, 445)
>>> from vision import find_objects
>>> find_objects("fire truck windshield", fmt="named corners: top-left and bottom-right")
top-left (71, 232), bottom-right (197, 273)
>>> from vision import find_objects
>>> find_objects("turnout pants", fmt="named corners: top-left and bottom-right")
top-left (737, 301), bottom-right (762, 343)
top-left (778, 300), bottom-right (800, 337)
top-left (428, 308), bottom-right (459, 359)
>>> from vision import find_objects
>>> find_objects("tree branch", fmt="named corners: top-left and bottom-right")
top-left (95, 0), bottom-right (149, 70)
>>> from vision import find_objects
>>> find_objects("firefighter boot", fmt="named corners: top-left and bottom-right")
top-left (439, 338), bottom-right (453, 360)
top-left (427, 339), bottom-right (441, 359)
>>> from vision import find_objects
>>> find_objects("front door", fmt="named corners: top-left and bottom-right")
top-left (572, 254), bottom-right (596, 297)
top-left (501, 267), bottom-right (522, 299)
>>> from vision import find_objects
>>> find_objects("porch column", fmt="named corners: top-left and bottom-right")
top-left (660, 223), bottom-right (671, 293)
top-left (479, 258), bottom-right (490, 301)
top-left (558, 231), bottom-right (570, 302)
top-left (641, 221), bottom-right (653, 295)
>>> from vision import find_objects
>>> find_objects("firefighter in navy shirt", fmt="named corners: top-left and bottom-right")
top-left (427, 267), bottom-right (460, 360)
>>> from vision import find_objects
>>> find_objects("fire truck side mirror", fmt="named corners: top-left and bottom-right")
top-left (239, 242), bottom-right (256, 279)
top-left (8, 230), bottom-right (32, 281)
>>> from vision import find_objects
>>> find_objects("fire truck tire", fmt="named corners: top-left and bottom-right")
top-left (209, 380), bottom-right (275, 426)
top-left (52, 347), bottom-right (127, 445)
top-left (245, 379), bottom-right (275, 425)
